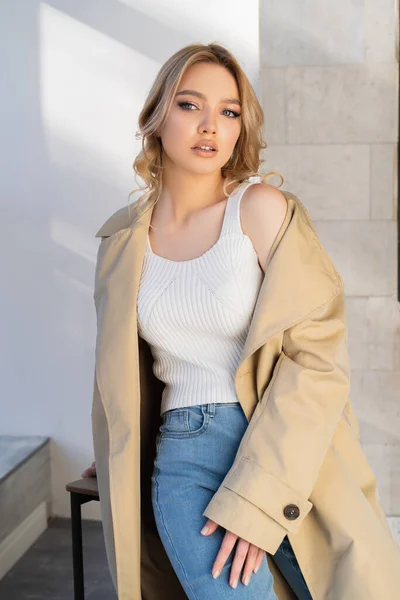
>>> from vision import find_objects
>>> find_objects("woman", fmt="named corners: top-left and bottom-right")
top-left (83, 43), bottom-right (400, 599)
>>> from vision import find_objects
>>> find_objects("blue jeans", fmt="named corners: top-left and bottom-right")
top-left (151, 402), bottom-right (312, 600)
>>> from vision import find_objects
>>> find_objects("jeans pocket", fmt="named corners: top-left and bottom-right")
top-left (160, 406), bottom-right (210, 439)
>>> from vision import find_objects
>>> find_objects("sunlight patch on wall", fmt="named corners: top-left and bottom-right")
top-left (50, 217), bottom-right (98, 264)
top-left (38, 3), bottom-right (159, 191)
top-left (115, 0), bottom-right (259, 83)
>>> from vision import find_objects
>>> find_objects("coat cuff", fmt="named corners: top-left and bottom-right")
top-left (202, 457), bottom-right (313, 555)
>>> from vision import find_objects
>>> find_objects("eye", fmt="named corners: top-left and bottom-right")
top-left (178, 102), bottom-right (241, 119)
top-left (222, 108), bottom-right (241, 119)
top-left (178, 101), bottom-right (197, 111)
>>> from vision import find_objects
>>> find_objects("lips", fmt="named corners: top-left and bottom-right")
top-left (191, 139), bottom-right (218, 151)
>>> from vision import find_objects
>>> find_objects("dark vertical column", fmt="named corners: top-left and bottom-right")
top-left (70, 493), bottom-right (85, 600)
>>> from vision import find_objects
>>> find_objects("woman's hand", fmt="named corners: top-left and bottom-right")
top-left (201, 518), bottom-right (265, 588)
top-left (82, 461), bottom-right (97, 478)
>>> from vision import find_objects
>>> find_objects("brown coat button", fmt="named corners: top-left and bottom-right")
top-left (283, 504), bottom-right (300, 520)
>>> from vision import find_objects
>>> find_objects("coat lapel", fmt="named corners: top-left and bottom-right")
top-left (94, 201), bottom-right (151, 430)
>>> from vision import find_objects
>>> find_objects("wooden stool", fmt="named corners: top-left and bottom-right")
top-left (66, 477), bottom-right (99, 600)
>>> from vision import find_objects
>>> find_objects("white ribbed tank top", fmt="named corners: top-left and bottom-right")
top-left (137, 179), bottom-right (264, 416)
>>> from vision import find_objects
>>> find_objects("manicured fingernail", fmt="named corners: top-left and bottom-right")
top-left (244, 575), bottom-right (250, 586)
top-left (201, 525), bottom-right (209, 535)
top-left (254, 565), bottom-right (260, 573)
top-left (230, 579), bottom-right (238, 589)
top-left (212, 569), bottom-right (220, 579)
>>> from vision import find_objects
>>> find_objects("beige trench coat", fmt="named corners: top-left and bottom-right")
top-left (92, 186), bottom-right (400, 600)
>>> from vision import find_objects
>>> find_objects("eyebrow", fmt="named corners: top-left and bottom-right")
top-left (175, 89), bottom-right (242, 107)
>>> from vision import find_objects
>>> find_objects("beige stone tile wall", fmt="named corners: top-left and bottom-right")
top-left (260, 0), bottom-right (400, 525)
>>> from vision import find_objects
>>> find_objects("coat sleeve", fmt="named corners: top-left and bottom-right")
top-left (202, 289), bottom-right (350, 555)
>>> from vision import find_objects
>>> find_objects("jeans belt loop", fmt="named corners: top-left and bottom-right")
top-left (207, 403), bottom-right (216, 417)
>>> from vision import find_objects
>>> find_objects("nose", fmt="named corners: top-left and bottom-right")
top-left (198, 111), bottom-right (217, 135)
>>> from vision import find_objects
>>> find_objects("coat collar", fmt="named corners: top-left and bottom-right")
top-left (95, 185), bottom-right (344, 380)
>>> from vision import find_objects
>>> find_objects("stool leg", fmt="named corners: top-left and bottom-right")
top-left (70, 492), bottom-right (85, 600)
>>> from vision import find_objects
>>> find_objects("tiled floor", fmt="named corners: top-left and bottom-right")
top-left (0, 517), bottom-right (116, 600)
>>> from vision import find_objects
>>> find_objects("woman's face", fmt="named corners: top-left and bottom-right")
top-left (158, 62), bottom-right (242, 175)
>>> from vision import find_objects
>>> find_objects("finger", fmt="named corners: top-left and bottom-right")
top-left (229, 538), bottom-right (250, 588)
top-left (200, 519), bottom-right (218, 536)
top-left (212, 531), bottom-right (237, 579)
top-left (240, 544), bottom-right (259, 586)
top-left (254, 549), bottom-right (265, 573)
top-left (82, 462), bottom-right (95, 477)
top-left (82, 466), bottom-right (96, 478)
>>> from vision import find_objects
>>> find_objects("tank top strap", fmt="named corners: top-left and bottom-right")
top-left (220, 177), bottom-right (262, 237)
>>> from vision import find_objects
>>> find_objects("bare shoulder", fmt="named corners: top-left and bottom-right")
top-left (241, 183), bottom-right (287, 225)
top-left (240, 183), bottom-right (288, 272)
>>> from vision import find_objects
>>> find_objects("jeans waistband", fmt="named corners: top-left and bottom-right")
top-left (201, 402), bottom-right (241, 416)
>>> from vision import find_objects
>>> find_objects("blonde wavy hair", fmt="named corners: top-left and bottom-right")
top-left (128, 42), bottom-right (283, 223)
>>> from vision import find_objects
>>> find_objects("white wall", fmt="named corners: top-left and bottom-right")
top-left (0, 0), bottom-right (259, 519)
